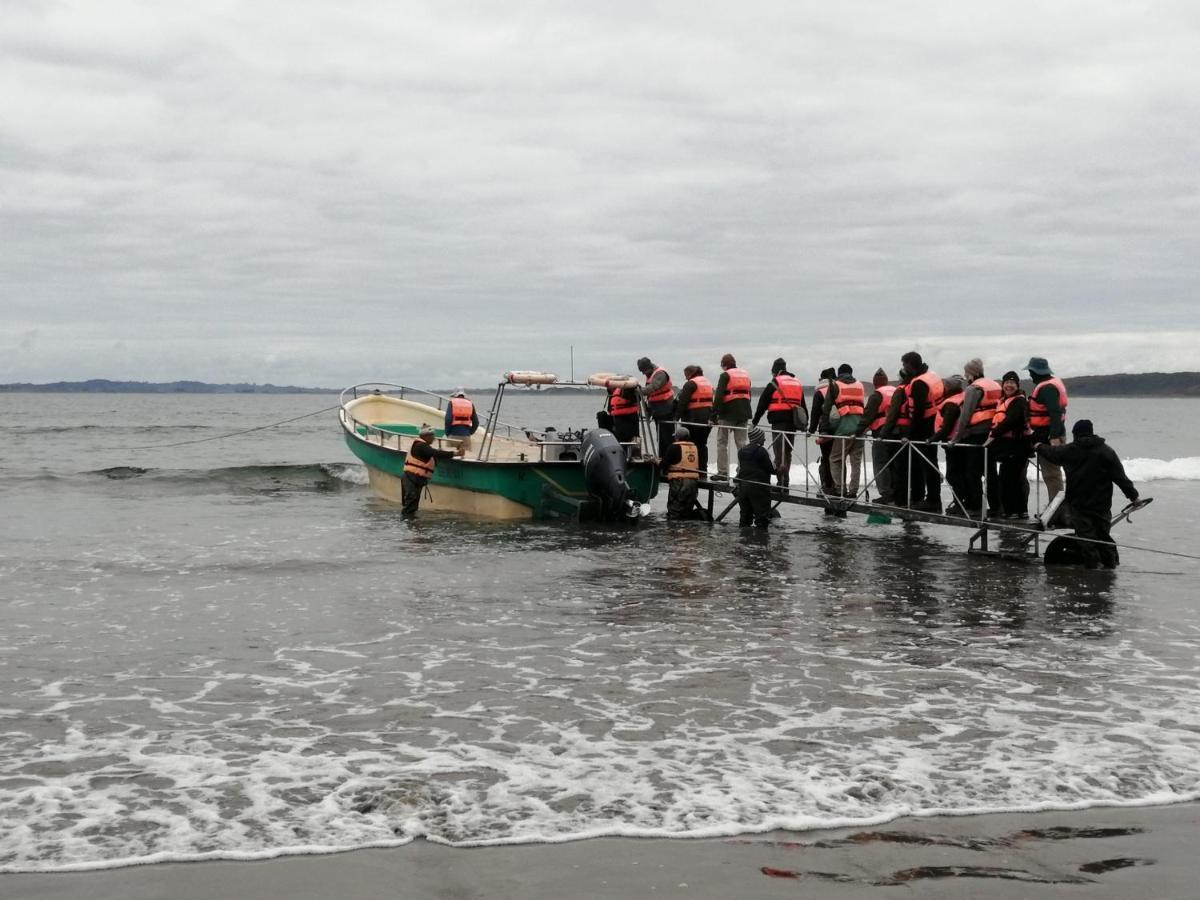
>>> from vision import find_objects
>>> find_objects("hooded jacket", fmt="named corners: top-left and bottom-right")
top-left (1036, 434), bottom-right (1137, 515)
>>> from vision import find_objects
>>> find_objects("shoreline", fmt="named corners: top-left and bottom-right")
top-left (4, 801), bottom-right (1196, 899)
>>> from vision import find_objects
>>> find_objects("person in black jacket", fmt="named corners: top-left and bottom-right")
top-left (736, 426), bottom-right (774, 527)
top-left (752, 357), bottom-right (808, 488)
top-left (1035, 420), bottom-right (1138, 568)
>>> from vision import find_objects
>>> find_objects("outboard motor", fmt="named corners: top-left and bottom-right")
top-left (581, 429), bottom-right (642, 520)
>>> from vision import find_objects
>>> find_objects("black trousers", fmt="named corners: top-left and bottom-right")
top-left (992, 455), bottom-right (1028, 515)
top-left (401, 472), bottom-right (427, 516)
top-left (889, 441), bottom-right (909, 507)
top-left (737, 481), bottom-right (771, 527)
top-left (944, 444), bottom-right (967, 508)
top-left (1073, 508), bottom-right (1118, 568)
top-left (655, 419), bottom-right (675, 459)
top-left (685, 423), bottom-right (712, 473)
top-left (818, 440), bottom-right (834, 493)
top-left (611, 414), bottom-right (639, 444)
top-left (666, 478), bottom-right (701, 519)
top-left (910, 441), bottom-right (941, 506)
top-left (771, 427), bottom-right (796, 485)
top-left (958, 432), bottom-right (987, 512)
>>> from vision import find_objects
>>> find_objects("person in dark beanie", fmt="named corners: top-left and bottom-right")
top-left (736, 425), bottom-right (774, 527)
top-left (1035, 420), bottom-right (1138, 568)
top-left (752, 357), bottom-right (807, 488)
top-left (899, 351), bottom-right (944, 511)
top-left (636, 356), bottom-right (675, 458)
top-left (856, 368), bottom-right (897, 504)
top-left (821, 363), bottom-right (865, 497)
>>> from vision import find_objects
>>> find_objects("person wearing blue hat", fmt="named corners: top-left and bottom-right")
top-left (1035, 420), bottom-right (1138, 568)
top-left (1026, 357), bottom-right (1069, 501)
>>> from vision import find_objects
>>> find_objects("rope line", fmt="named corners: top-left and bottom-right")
top-left (115, 405), bottom-right (340, 451)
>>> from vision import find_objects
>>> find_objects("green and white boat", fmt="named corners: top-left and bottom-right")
top-left (338, 375), bottom-right (660, 520)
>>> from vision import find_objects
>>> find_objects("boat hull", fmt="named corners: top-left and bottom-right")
top-left (343, 431), bottom-right (659, 520)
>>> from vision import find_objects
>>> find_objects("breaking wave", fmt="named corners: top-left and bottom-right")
top-left (82, 463), bottom-right (369, 492)
top-left (1119, 457), bottom-right (1200, 482)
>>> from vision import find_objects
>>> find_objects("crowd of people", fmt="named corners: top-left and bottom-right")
top-left (611, 352), bottom-right (1138, 561)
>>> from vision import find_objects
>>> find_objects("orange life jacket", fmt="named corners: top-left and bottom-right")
top-left (833, 380), bottom-right (865, 416)
top-left (991, 394), bottom-right (1031, 435)
top-left (645, 367), bottom-right (674, 405)
top-left (609, 388), bottom-right (639, 417)
top-left (1028, 377), bottom-right (1068, 429)
top-left (767, 374), bottom-right (804, 412)
top-left (870, 384), bottom-right (896, 431)
top-left (904, 370), bottom-right (944, 419)
top-left (969, 378), bottom-right (1001, 426)
top-left (403, 439), bottom-right (436, 478)
top-left (449, 397), bottom-right (474, 427)
top-left (667, 441), bottom-right (699, 480)
top-left (894, 384), bottom-right (912, 429)
top-left (934, 397), bottom-right (960, 435)
top-left (722, 367), bottom-right (751, 402)
top-left (686, 376), bottom-right (714, 410)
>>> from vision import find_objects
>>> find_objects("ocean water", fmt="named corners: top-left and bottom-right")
top-left (0, 391), bottom-right (1198, 872)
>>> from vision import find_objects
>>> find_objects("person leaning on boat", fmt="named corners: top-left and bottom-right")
top-left (444, 389), bottom-right (479, 452)
top-left (402, 426), bottom-right (465, 516)
top-left (637, 357), bottom-right (676, 459)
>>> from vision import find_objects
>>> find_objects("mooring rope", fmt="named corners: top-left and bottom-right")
top-left (115, 405), bottom-right (340, 451)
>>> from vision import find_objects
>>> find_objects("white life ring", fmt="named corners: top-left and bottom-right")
top-left (588, 372), bottom-right (640, 390)
top-left (504, 371), bottom-right (558, 385)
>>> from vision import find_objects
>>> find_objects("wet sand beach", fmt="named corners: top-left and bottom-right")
top-left (4, 802), bottom-right (1196, 899)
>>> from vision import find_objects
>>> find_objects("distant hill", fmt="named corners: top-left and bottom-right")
top-left (1061, 372), bottom-right (1200, 397)
top-left (0, 379), bottom-right (337, 394)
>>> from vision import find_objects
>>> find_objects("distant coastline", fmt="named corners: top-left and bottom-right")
top-left (0, 379), bottom-right (337, 395)
top-left (2, 372), bottom-right (1199, 397)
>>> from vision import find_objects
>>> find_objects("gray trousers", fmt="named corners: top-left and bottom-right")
top-left (829, 435), bottom-right (864, 496)
top-left (715, 417), bottom-right (747, 477)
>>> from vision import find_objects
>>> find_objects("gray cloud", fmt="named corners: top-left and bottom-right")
top-left (2, 1), bottom-right (1198, 387)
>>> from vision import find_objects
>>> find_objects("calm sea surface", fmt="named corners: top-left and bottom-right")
top-left (1, 391), bottom-right (1198, 871)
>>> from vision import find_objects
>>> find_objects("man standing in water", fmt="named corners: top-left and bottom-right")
top-left (402, 426), bottom-right (465, 516)
top-left (736, 425), bottom-right (774, 527)
top-left (660, 426), bottom-right (702, 519)
top-left (1035, 420), bottom-right (1138, 568)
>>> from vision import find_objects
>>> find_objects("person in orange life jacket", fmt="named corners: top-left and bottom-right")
top-left (808, 367), bottom-right (838, 494)
top-left (878, 369), bottom-right (912, 505)
top-left (949, 359), bottom-right (1001, 517)
top-left (443, 389), bottom-right (480, 452)
top-left (711, 353), bottom-right (752, 481)
top-left (931, 375), bottom-right (966, 515)
top-left (659, 425), bottom-right (703, 519)
top-left (752, 358), bottom-right (808, 488)
top-left (600, 382), bottom-right (640, 446)
top-left (985, 371), bottom-right (1032, 517)
top-left (855, 368), bottom-right (896, 505)
top-left (1035, 419), bottom-right (1138, 569)
top-left (900, 351), bottom-right (944, 512)
top-left (1026, 356), bottom-right (1068, 501)
top-left (736, 425), bottom-right (774, 527)
top-left (674, 364), bottom-right (713, 475)
top-left (637, 356), bottom-right (676, 459)
top-left (401, 425), bottom-right (465, 516)
top-left (820, 363), bottom-right (866, 497)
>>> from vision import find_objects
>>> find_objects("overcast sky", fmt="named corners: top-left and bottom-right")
top-left (2, 1), bottom-right (1198, 387)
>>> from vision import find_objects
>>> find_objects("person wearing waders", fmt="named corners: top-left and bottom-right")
top-left (1035, 420), bottom-right (1138, 568)
top-left (736, 425), bottom-right (774, 527)
top-left (401, 426), bottom-right (463, 516)
top-left (660, 426), bottom-right (702, 519)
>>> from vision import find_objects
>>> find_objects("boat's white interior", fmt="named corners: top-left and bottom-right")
top-left (342, 392), bottom-right (567, 463)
